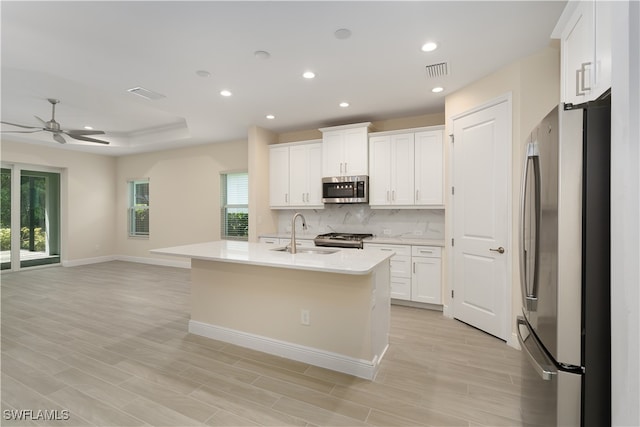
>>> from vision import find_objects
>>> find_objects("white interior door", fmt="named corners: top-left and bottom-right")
top-left (451, 98), bottom-right (510, 341)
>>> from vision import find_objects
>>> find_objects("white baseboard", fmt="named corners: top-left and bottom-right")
top-left (62, 255), bottom-right (117, 267)
top-left (62, 255), bottom-right (189, 269)
top-left (116, 255), bottom-right (190, 269)
top-left (189, 320), bottom-right (384, 380)
top-left (507, 331), bottom-right (521, 350)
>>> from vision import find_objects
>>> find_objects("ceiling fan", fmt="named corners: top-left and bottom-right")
top-left (0, 98), bottom-right (109, 145)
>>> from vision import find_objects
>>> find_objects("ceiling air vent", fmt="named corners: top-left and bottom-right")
top-left (127, 86), bottom-right (166, 101)
top-left (425, 62), bottom-right (449, 78)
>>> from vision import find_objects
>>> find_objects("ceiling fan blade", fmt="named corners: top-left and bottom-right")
top-left (64, 129), bottom-right (106, 136)
top-left (1, 120), bottom-right (42, 130)
top-left (67, 134), bottom-right (110, 145)
top-left (0, 129), bottom-right (42, 133)
top-left (53, 133), bottom-right (67, 144)
top-left (34, 115), bottom-right (47, 125)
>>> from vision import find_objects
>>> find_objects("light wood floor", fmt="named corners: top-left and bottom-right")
top-left (1, 261), bottom-right (524, 426)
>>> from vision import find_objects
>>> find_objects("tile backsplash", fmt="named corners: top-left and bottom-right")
top-left (276, 205), bottom-right (445, 239)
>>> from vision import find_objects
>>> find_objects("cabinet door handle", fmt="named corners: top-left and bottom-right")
top-left (576, 62), bottom-right (592, 96)
top-left (392, 190), bottom-right (395, 201)
top-left (413, 262), bottom-right (416, 274)
top-left (386, 190), bottom-right (390, 202)
top-left (344, 163), bottom-right (348, 174)
top-left (285, 193), bottom-right (288, 203)
top-left (340, 163), bottom-right (344, 174)
top-left (416, 189), bottom-right (419, 201)
top-left (419, 250), bottom-right (433, 254)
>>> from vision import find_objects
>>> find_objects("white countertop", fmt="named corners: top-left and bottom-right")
top-left (151, 241), bottom-right (393, 275)
top-left (260, 233), bottom-right (445, 247)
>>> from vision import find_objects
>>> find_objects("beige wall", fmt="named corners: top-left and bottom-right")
top-left (444, 45), bottom-right (560, 340)
top-left (0, 139), bottom-right (117, 264)
top-left (276, 112), bottom-right (445, 144)
top-left (116, 140), bottom-right (248, 262)
top-left (247, 126), bottom-right (279, 242)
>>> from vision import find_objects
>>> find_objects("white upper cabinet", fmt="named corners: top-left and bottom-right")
top-left (269, 140), bottom-right (323, 209)
top-left (414, 130), bottom-right (444, 207)
top-left (269, 145), bottom-right (290, 208)
top-left (553, 0), bottom-right (612, 105)
top-left (369, 126), bottom-right (444, 208)
top-left (320, 123), bottom-right (370, 177)
top-left (289, 143), bottom-right (323, 206)
top-left (369, 133), bottom-right (415, 206)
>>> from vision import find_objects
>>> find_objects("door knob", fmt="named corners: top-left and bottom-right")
top-left (490, 246), bottom-right (505, 254)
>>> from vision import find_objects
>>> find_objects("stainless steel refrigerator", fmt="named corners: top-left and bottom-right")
top-left (517, 98), bottom-right (611, 426)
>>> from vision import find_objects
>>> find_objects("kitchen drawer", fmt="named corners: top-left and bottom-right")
top-left (280, 237), bottom-right (316, 248)
top-left (412, 246), bottom-right (441, 258)
top-left (390, 255), bottom-right (411, 278)
top-left (259, 237), bottom-right (280, 245)
top-left (390, 277), bottom-right (411, 300)
top-left (279, 238), bottom-right (314, 247)
top-left (364, 243), bottom-right (411, 257)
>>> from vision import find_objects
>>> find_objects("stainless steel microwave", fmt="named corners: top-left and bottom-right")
top-left (322, 175), bottom-right (368, 204)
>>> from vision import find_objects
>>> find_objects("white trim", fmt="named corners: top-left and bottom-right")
top-left (368, 125), bottom-right (445, 138)
top-left (116, 255), bottom-right (190, 269)
top-left (62, 255), bottom-right (117, 267)
top-left (318, 122), bottom-right (371, 133)
top-left (61, 255), bottom-right (189, 269)
top-left (507, 332), bottom-right (521, 351)
top-left (447, 92), bottom-right (513, 342)
top-left (189, 320), bottom-right (385, 380)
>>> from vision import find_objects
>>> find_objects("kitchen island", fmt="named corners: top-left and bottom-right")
top-left (151, 241), bottom-right (392, 379)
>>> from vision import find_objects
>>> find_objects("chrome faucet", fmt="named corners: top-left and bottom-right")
top-left (290, 212), bottom-right (307, 254)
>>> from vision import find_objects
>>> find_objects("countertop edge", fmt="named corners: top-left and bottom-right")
top-left (151, 243), bottom-right (393, 276)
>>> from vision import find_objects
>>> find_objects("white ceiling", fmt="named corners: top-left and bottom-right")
top-left (1, 1), bottom-right (566, 156)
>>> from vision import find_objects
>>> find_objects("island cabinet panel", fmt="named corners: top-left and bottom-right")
top-left (189, 258), bottom-right (390, 380)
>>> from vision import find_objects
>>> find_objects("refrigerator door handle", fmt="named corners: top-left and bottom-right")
top-left (517, 316), bottom-right (557, 381)
top-left (519, 141), bottom-right (541, 311)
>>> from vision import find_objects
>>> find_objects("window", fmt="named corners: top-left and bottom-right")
top-left (221, 173), bottom-right (248, 241)
top-left (128, 179), bottom-right (149, 237)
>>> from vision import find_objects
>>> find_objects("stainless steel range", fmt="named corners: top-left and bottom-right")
top-left (313, 232), bottom-right (373, 249)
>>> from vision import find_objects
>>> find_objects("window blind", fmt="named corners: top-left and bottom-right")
top-left (221, 173), bottom-right (248, 240)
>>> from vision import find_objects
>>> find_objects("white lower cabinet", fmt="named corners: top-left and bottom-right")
top-left (365, 243), bottom-right (442, 304)
top-left (258, 237), bottom-right (314, 248)
top-left (412, 246), bottom-right (442, 304)
top-left (259, 237), bottom-right (280, 245)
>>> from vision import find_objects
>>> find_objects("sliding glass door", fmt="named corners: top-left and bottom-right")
top-left (1, 164), bottom-right (61, 270)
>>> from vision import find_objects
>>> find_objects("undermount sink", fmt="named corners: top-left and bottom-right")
top-left (271, 246), bottom-right (339, 255)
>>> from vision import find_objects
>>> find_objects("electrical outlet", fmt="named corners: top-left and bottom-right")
top-left (382, 228), bottom-right (392, 236)
top-left (300, 309), bottom-right (310, 326)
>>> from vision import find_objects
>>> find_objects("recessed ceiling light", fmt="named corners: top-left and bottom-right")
top-left (196, 70), bottom-right (211, 78)
top-left (432, 86), bottom-right (444, 93)
top-left (83, 126), bottom-right (94, 130)
top-left (266, 114), bottom-right (275, 120)
top-left (220, 90), bottom-right (232, 97)
top-left (302, 71), bottom-right (316, 79)
top-left (421, 42), bottom-right (438, 52)
top-left (339, 102), bottom-right (350, 108)
top-left (254, 50), bottom-right (271, 60)
top-left (334, 28), bottom-right (352, 40)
